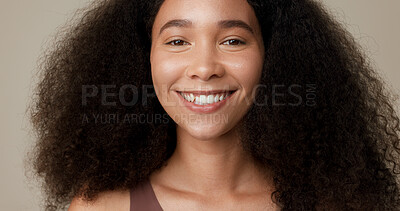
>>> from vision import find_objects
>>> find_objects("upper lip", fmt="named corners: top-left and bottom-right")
top-left (177, 90), bottom-right (237, 95)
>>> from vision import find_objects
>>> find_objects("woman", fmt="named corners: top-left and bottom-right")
top-left (29, 0), bottom-right (400, 210)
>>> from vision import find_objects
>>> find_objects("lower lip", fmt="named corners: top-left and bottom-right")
top-left (176, 91), bottom-right (236, 114)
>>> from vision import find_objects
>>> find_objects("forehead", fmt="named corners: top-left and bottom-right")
top-left (152, 0), bottom-right (260, 31)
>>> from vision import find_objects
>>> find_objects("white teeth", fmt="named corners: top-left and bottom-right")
top-left (190, 93), bottom-right (194, 102)
top-left (184, 94), bottom-right (193, 102)
top-left (207, 95), bottom-right (213, 104)
top-left (180, 92), bottom-right (232, 105)
top-left (214, 94), bottom-right (219, 102)
top-left (200, 95), bottom-right (206, 105)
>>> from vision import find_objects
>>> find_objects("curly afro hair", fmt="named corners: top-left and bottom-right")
top-left (28, 0), bottom-right (400, 210)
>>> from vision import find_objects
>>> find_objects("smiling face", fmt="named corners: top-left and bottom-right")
top-left (150, 0), bottom-right (264, 140)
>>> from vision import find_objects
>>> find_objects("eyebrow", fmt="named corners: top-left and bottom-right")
top-left (159, 19), bottom-right (254, 35)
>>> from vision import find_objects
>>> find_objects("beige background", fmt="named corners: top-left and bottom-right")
top-left (1, 0), bottom-right (399, 210)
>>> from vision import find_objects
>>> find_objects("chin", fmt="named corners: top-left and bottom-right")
top-left (181, 123), bottom-right (232, 140)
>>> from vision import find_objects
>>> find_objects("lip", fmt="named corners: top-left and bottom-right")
top-left (176, 90), bottom-right (237, 114)
top-left (178, 90), bottom-right (236, 95)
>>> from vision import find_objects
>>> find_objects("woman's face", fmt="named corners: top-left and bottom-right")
top-left (150, 0), bottom-right (264, 140)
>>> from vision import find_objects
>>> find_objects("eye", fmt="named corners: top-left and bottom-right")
top-left (165, 39), bottom-right (190, 46)
top-left (221, 39), bottom-right (246, 46)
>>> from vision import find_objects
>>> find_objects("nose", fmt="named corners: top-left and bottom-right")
top-left (186, 43), bottom-right (225, 81)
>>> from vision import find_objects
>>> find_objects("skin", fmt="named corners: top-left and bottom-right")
top-left (149, 0), bottom-right (278, 210)
top-left (69, 0), bottom-right (278, 210)
top-left (150, 0), bottom-right (264, 141)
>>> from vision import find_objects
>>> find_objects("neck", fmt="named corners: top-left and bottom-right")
top-left (151, 124), bottom-right (270, 196)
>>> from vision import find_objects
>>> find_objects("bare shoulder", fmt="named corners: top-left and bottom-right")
top-left (68, 189), bottom-right (130, 211)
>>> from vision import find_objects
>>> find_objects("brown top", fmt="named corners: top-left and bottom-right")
top-left (130, 179), bottom-right (163, 211)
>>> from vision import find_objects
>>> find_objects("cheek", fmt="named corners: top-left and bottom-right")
top-left (227, 51), bottom-right (263, 92)
top-left (151, 52), bottom-right (186, 91)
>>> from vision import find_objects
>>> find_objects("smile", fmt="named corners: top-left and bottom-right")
top-left (176, 90), bottom-right (237, 114)
top-left (178, 91), bottom-right (234, 105)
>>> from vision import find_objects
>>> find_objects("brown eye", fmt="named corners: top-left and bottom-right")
top-left (222, 39), bottom-right (246, 46)
top-left (166, 39), bottom-right (189, 46)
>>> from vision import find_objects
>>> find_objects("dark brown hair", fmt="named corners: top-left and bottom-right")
top-left (28, 0), bottom-right (400, 210)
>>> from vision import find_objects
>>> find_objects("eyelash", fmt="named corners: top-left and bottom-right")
top-left (165, 39), bottom-right (190, 46)
top-left (165, 39), bottom-right (246, 46)
top-left (221, 39), bottom-right (246, 46)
